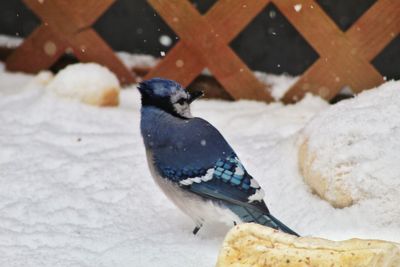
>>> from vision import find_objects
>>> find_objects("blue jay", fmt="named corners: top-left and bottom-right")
top-left (139, 78), bottom-right (298, 236)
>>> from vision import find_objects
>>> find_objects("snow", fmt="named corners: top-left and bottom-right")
top-left (254, 71), bottom-right (298, 101)
top-left (46, 63), bottom-right (120, 105)
top-left (159, 35), bottom-right (172, 47)
top-left (294, 4), bottom-right (302, 12)
top-left (0, 34), bottom-right (22, 48)
top-left (200, 69), bottom-right (298, 101)
top-left (116, 52), bottom-right (158, 69)
top-left (247, 188), bottom-right (265, 203)
top-left (0, 34), bottom-right (296, 101)
top-left (0, 60), bottom-right (400, 266)
top-left (301, 80), bottom-right (400, 228)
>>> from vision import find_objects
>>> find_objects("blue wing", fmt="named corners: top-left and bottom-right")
top-left (150, 117), bottom-right (298, 235)
top-left (180, 155), bottom-right (265, 207)
top-left (151, 118), bottom-right (268, 215)
top-left (151, 117), bottom-right (236, 181)
top-left (182, 154), bottom-right (298, 235)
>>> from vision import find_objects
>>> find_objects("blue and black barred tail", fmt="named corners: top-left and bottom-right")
top-left (264, 213), bottom-right (299, 237)
top-left (228, 204), bottom-right (299, 236)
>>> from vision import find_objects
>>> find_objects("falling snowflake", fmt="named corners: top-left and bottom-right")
top-left (294, 4), bottom-right (302, 12)
top-left (159, 35), bottom-right (172, 47)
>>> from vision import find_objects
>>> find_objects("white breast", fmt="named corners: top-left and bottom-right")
top-left (145, 150), bottom-right (240, 227)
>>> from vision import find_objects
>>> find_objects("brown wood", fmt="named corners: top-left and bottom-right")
top-left (146, 0), bottom-right (273, 102)
top-left (0, 47), bottom-right (13, 60)
top-left (346, 0), bottom-right (400, 61)
top-left (146, 42), bottom-right (204, 86)
top-left (149, 0), bottom-right (398, 103)
top-left (6, 0), bottom-right (134, 85)
top-left (283, 59), bottom-right (347, 101)
top-left (6, 25), bottom-right (67, 73)
top-left (72, 29), bottom-right (135, 84)
top-left (275, 0), bottom-right (385, 103)
top-left (146, 0), bottom-right (270, 88)
top-left (6, 0), bottom-right (399, 101)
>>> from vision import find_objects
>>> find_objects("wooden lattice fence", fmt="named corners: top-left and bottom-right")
top-left (6, 0), bottom-right (135, 85)
top-left (145, 0), bottom-right (399, 103)
top-left (5, 0), bottom-right (400, 103)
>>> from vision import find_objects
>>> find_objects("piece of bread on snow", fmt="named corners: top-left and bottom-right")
top-left (298, 139), bottom-right (354, 208)
top-left (297, 81), bottom-right (400, 208)
top-left (217, 223), bottom-right (400, 267)
top-left (46, 63), bottom-right (120, 106)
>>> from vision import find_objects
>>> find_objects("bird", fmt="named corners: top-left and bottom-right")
top-left (138, 78), bottom-right (298, 236)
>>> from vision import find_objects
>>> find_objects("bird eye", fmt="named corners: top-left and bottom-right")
top-left (177, 98), bottom-right (186, 105)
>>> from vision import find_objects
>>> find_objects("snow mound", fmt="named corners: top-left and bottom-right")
top-left (30, 70), bottom-right (54, 86)
top-left (254, 71), bottom-right (298, 101)
top-left (299, 81), bottom-right (400, 211)
top-left (46, 63), bottom-right (120, 106)
top-left (2, 60), bottom-right (400, 266)
top-left (117, 52), bottom-right (158, 69)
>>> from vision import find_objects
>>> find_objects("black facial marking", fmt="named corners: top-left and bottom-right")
top-left (176, 98), bottom-right (186, 105)
top-left (141, 94), bottom-right (188, 120)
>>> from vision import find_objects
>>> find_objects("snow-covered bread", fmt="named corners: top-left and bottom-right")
top-left (46, 63), bottom-right (120, 106)
top-left (32, 70), bottom-right (54, 86)
top-left (217, 223), bottom-right (400, 267)
top-left (298, 81), bottom-right (400, 208)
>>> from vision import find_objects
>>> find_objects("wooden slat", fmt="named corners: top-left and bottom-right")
top-left (146, 0), bottom-right (270, 91)
top-left (24, 0), bottom-right (80, 34)
top-left (6, 25), bottom-right (66, 73)
top-left (275, 0), bottom-right (383, 102)
top-left (146, 0), bottom-right (269, 92)
top-left (282, 59), bottom-right (343, 102)
top-left (8, 0), bottom-right (133, 85)
top-left (274, 0), bottom-right (348, 58)
top-left (206, 0), bottom-right (269, 41)
top-left (147, 0), bottom-right (272, 101)
top-left (146, 42), bottom-right (205, 87)
top-left (274, 0), bottom-right (382, 75)
top-left (57, 0), bottom-right (116, 28)
top-left (285, 56), bottom-right (385, 103)
top-left (346, 0), bottom-right (400, 61)
top-left (283, 51), bottom-right (383, 103)
top-left (72, 29), bottom-right (135, 84)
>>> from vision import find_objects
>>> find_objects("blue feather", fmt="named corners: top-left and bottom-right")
top-left (140, 78), bottom-right (298, 236)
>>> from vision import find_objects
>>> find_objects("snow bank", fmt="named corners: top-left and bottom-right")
top-left (254, 71), bottom-right (298, 101)
top-left (46, 63), bottom-right (120, 106)
top-left (299, 81), bottom-right (400, 223)
top-left (0, 34), bottom-right (22, 48)
top-left (116, 52), bottom-right (158, 69)
top-left (1, 61), bottom-right (399, 266)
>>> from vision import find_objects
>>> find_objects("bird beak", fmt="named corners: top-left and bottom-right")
top-left (189, 90), bottom-right (204, 103)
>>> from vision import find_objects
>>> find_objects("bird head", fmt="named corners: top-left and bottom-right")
top-left (138, 78), bottom-right (203, 119)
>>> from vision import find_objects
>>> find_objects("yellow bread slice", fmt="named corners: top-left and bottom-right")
top-left (217, 223), bottom-right (400, 267)
top-left (298, 139), bottom-right (353, 208)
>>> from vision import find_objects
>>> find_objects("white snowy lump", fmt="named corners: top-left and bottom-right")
top-left (46, 63), bottom-right (120, 106)
top-left (217, 223), bottom-right (400, 267)
top-left (298, 81), bottom-right (400, 208)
